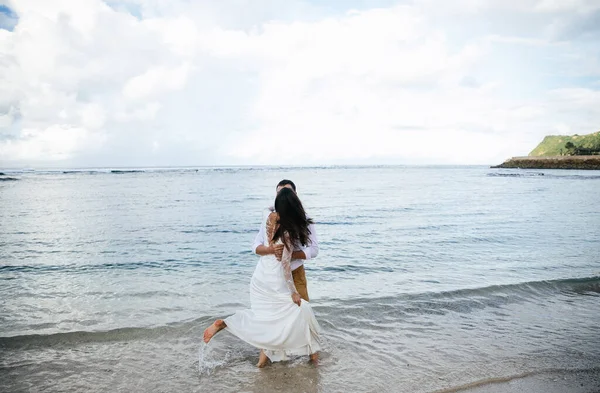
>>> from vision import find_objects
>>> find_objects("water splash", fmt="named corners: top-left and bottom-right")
top-left (198, 343), bottom-right (230, 376)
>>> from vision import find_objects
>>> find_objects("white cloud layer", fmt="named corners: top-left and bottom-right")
top-left (0, 0), bottom-right (599, 166)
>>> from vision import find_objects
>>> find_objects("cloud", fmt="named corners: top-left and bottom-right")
top-left (534, 0), bottom-right (600, 13)
top-left (122, 63), bottom-right (190, 101)
top-left (0, 0), bottom-right (599, 167)
top-left (0, 124), bottom-right (106, 161)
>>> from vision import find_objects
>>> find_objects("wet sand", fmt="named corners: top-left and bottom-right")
top-left (195, 364), bottom-right (600, 393)
top-left (447, 369), bottom-right (600, 393)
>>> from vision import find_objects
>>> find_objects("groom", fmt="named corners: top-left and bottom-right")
top-left (252, 179), bottom-right (319, 301)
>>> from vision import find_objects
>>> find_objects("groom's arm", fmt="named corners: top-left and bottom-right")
top-left (256, 244), bottom-right (275, 255)
top-left (301, 222), bottom-right (319, 260)
top-left (274, 247), bottom-right (304, 260)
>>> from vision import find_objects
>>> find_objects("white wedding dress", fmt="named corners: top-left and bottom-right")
top-left (223, 213), bottom-right (321, 361)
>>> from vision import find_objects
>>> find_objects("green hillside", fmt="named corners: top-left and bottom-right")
top-left (529, 131), bottom-right (600, 156)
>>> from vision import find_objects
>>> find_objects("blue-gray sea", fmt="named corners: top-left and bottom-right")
top-left (1, 166), bottom-right (599, 392)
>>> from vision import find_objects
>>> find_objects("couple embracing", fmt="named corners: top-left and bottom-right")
top-left (203, 180), bottom-right (322, 367)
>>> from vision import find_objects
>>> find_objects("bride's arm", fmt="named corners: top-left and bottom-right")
top-left (255, 211), bottom-right (276, 256)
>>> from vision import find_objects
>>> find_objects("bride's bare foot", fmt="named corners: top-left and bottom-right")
top-left (203, 319), bottom-right (226, 343)
top-left (256, 350), bottom-right (270, 368)
top-left (309, 352), bottom-right (319, 365)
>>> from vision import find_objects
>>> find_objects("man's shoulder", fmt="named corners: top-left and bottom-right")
top-left (262, 206), bottom-right (275, 221)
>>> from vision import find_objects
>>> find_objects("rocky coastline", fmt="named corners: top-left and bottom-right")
top-left (492, 155), bottom-right (600, 170)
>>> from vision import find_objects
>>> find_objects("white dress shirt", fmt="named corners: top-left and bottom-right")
top-left (252, 208), bottom-right (319, 271)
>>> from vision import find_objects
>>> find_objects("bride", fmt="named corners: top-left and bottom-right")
top-left (203, 187), bottom-right (321, 367)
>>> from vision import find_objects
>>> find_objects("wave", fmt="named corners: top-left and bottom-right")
top-left (319, 276), bottom-right (600, 315)
top-left (61, 170), bottom-right (104, 174)
top-left (313, 275), bottom-right (600, 323)
top-left (0, 317), bottom-right (210, 349)
top-left (2, 276), bottom-right (597, 350)
top-left (316, 221), bottom-right (364, 226)
top-left (386, 275), bottom-right (599, 302)
top-left (0, 260), bottom-right (209, 274)
top-left (320, 265), bottom-right (394, 273)
top-left (488, 172), bottom-right (600, 180)
top-left (181, 228), bottom-right (256, 234)
top-left (110, 170), bottom-right (145, 174)
top-left (487, 172), bottom-right (545, 177)
top-left (545, 174), bottom-right (600, 180)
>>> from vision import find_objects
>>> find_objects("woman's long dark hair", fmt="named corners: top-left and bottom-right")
top-left (272, 188), bottom-right (313, 249)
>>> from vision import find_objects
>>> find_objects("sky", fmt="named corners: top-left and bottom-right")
top-left (0, 0), bottom-right (599, 167)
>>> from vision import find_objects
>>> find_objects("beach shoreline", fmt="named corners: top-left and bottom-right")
top-left (441, 368), bottom-right (600, 393)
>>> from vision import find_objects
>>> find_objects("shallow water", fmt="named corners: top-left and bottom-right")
top-left (1, 166), bottom-right (599, 392)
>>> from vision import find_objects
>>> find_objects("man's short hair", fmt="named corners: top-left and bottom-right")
top-left (277, 179), bottom-right (296, 192)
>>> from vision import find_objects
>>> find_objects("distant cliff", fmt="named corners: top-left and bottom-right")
top-left (529, 131), bottom-right (600, 156)
top-left (492, 156), bottom-right (600, 170)
top-left (493, 130), bottom-right (600, 170)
